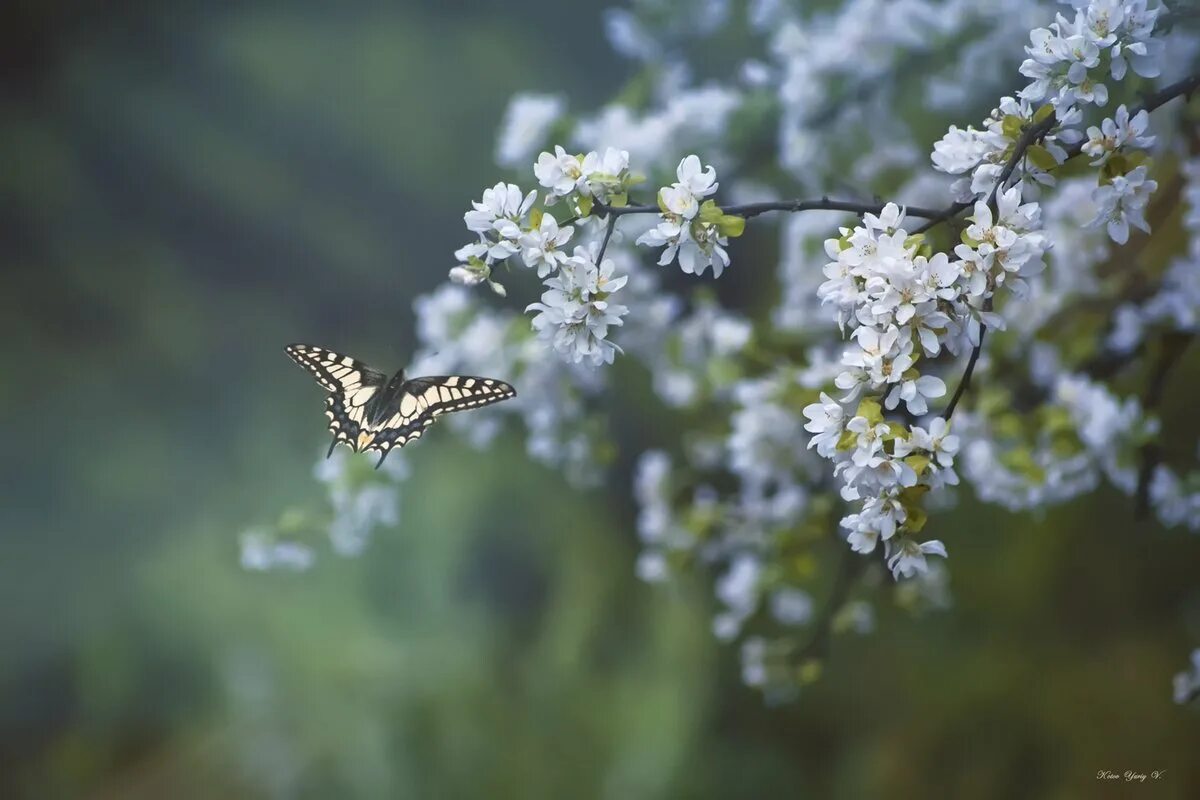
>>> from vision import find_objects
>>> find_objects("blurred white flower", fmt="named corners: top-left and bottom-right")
top-left (496, 93), bottom-right (564, 169)
top-left (1087, 165), bottom-right (1156, 244)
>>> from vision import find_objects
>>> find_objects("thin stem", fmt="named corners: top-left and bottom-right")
top-left (595, 214), bottom-right (618, 264)
top-left (796, 543), bottom-right (867, 662)
top-left (941, 297), bottom-right (993, 421)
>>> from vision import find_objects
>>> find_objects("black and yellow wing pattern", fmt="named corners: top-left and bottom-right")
top-left (286, 344), bottom-right (516, 468)
top-left (286, 344), bottom-right (389, 456)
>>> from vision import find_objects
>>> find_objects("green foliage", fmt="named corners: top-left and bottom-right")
top-left (1001, 113), bottom-right (1025, 140)
top-left (856, 397), bottom-right (885, 425)
top-left (1025, 143), bottom-right (1058, 171)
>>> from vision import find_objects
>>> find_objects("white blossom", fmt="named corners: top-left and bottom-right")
top-left (886, 538), bottom-right (948, 580)
top-left (1081, 105), bottom-right (1154, 166)
top-left (239, 530), bottom-right (315, 572)
top-left (769, 588), bottom-right (814, 626)
top-left (464, 182), bottom-right (536, 235)
top-left (534, 145), bottom-right (584, 197)
top-left (1087, 165), bottom-right (1157, 244)
top-left (1173, 649), bottom-right (1200, 705)
top-left (802, 392), bottom-right (845, 458)
top-left (518, 213), bottom-right (574, 277)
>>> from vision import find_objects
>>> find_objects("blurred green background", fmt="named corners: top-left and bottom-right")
top-left (3, 2), bottom-right (1200, 797)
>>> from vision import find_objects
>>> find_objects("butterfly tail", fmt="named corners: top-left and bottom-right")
top-left (375, 450), bottom-right (389, 470)
top-left (327, 435), bottom-right (339, 458)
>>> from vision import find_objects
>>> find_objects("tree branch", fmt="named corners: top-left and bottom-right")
top-left (1135, 332), bottom-right (1193, 518)
top-left (592, 197), bottom-right (951, 221)
top-left (935, 73), bottom-right (1200, 419)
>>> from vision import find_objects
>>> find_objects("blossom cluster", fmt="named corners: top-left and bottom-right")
top-left (447, 147), bottom-right (748, 368)
top-left (246, 0), bottom-right (1200, 706)
top-left (636, 155), bottom-right (741, 277)
top-left (238, 447), bottom-right (408, 570)
top-left (1019, 0), bottom-right (1165, 115)
top-left (527, 246), bottom-right (629, 366)
top-left (1110, 158), bottom-right (1200, 352)
top-left (932, 96), bottom-right (1080, 200)
top-left (802, 192), bottom-right (1049, 576)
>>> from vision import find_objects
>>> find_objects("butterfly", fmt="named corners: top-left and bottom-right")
top-left (286, 344), bottom-right (516, 468)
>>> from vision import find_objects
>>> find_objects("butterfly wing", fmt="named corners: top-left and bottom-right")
top-left (285, 344), bottom-right (389, 455)
top-left (363, 375), bottom-right (517, 456)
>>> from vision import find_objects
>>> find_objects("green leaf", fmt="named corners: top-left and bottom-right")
top-left (1102, 154), bottom-right (1129, 182)
top-left (1033, 103), bottom-right (1055, 124)
top-left (609, 191), bottom-right (628, 208)
top-left (717, 214), bottom-right (745, 237)
top-left (1125, 150), bottom-right (1149, 170)
top-left (993, 413), bottom-right (1023, 439)
top-left (576, 195), bottom-right (593, 217)
top-left (855, 397), bottom-right (884, 425)
top-left (999, 446), bottom-right (1046, 482)
top-left (529, 207), bottom-right (544, 230)
top-left (904, 453), bottom-right (932, 477)
top-left (898, 485), bottom-right (930, 505)
top-left (698, 199), bottom-right (724, 224)
top-left (903, 233), bottom-right (925, 251)
top-left (706, 357), bottom-right (741, 387)
top-left (278, 508), bottom-right (308, 533)
top-left (1026, 144), bottom-right (1058, 171)
top-left (1039, 406), bottom-right (1075, 437)
top-left (836, 429), bottom-right (857, 451)
top-left (797, 659), bottom-right (823, 684)
top-left (657, 190), bottom-right (669, 215)
top-left (905, 506), bottom-right (928, 533)
top-left (1001, 114), bottom-right (1024, 140)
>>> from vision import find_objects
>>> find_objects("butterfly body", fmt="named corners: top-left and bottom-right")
top-left (286, 344), bottom-right (516, 467)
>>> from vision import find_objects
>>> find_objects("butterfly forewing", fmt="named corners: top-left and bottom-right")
top-left (401, 376), bottom-right (517, 417)
top-left (286, 344), bottom-right (388, 452)
top-left (286, 345), bottom-right (387, 399)
top-left (363, 376), bottom-right (516, 451)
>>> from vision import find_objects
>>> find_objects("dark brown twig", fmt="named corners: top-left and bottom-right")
top-left (591, 196), bottom-right (949, 221)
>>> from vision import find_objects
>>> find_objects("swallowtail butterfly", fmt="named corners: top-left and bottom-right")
top-left (286, 344), bottom-right (516, 468)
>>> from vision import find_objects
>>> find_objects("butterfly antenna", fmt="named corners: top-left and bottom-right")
top-left (327, 435), bottom-right (339, 458)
